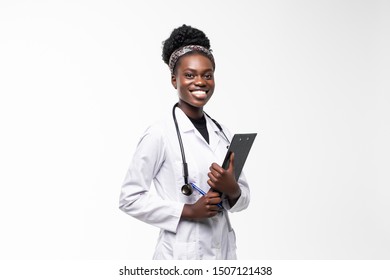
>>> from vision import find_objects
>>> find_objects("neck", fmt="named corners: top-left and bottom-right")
top-left (178, 100), bottom-right (204, 119)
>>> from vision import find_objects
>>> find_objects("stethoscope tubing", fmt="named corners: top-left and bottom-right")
top-left (172, 103), bottom-right (230, 203)
top-left (172, 103), bottom-right (190, 185)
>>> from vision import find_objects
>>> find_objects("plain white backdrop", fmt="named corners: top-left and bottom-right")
top-left (1, 0), bottom-right (389, 260)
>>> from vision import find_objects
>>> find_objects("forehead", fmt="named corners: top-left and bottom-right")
top-left (176, 53), bottom-right (214, 72)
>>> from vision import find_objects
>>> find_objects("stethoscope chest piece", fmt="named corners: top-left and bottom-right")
top-left (181, 184), bottom-right (193, 196)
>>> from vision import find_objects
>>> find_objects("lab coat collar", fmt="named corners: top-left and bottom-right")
top-left (174, 107), bottom-right (196, 133)
top-left (174, 106), bottom-right (220, 134)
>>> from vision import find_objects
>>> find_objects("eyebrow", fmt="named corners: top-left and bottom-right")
top-left (182, 67), bottom-right (214, 72)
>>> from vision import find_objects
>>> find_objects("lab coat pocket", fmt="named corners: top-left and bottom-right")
top-left (227, 230), bottom-right (238, 260)
top-left (173, 241), bottom-right (197, 260)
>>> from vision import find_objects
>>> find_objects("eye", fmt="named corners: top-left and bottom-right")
top-left (204, 73), bottom-right (213, 80)
top-left (184, 73), bottom-right (194, 79)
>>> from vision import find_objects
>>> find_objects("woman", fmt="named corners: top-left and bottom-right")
top-left (119, 24), bottom-right (250, 260)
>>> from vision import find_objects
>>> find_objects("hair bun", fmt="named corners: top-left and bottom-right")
top-left (162, 24), bottom-right (211, 65)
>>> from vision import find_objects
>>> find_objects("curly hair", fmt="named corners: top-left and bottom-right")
top-left (162, 24), bottom-right (212, 69)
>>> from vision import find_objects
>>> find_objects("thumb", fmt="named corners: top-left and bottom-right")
top-left (228, 152), bottom-right (235, 172)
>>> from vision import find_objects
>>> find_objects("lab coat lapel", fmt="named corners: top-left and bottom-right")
top-left (206, 115), bottom-right (221, 153)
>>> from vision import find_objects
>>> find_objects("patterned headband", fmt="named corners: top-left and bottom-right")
top-left (168, 45), bottom-right (215, 74)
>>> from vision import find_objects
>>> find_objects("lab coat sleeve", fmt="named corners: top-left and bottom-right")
top-left (119, 125), bottom-right (184, 233)
top-left (222, 172), bottom-right (250, 212)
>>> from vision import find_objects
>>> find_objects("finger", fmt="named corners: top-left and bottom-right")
top-left (206, 188), bottom-right (221, 197)
top-left (205, 195), bottom-right (221, 203)
top-left (207, 179), bottom-right (216, 189)
top-left (210, 163), bottom-right (224, 174)
top-left (209, 168), bottom-right (222, 179)
top-left (206, 204), bottom-right (221, 211)
top-left (208, 172), bottom-right (219, 184)
top-left (208, 197), bottom-right (222, 205)
top-left (228, 152), bottom-right (235, 171)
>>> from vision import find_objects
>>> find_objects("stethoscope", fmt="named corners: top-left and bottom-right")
top-left (172, 102), bottom-right (230, 196)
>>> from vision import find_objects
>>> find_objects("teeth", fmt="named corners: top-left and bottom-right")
top-left (192, 90), bottom-right (207, 95)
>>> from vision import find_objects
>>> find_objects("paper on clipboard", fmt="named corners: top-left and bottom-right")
top-left (222, 133), bottom-right (257, 180)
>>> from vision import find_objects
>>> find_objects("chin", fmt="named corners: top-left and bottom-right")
top-left (190, 99), bottom-right (210, 108)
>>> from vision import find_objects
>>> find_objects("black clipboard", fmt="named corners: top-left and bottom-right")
top-left (222, 133), bottom-right (257, 180)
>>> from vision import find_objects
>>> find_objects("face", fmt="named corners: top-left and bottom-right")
top-left (171, 53), bottom-right (215, 112)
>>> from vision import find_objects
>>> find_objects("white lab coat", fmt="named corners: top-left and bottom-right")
top-left (119, 106), bottom-right (250, 260)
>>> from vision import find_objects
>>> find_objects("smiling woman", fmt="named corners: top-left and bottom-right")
top-left (119, 24), bottom-right (250, 260)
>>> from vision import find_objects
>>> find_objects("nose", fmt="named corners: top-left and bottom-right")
top-left (194, 76), bottom-right (206, 86)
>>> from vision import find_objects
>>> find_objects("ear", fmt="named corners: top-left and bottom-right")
top-left (171, 74), bottom-right (177, 89)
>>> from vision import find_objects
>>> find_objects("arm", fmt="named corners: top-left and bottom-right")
top-left (119, 126), bottom-right (183, 233)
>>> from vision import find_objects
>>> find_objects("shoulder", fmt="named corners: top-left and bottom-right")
top-left (140, 120), bottom-right (166, 143)
top-left (138, 111), bottom-right (173, 145)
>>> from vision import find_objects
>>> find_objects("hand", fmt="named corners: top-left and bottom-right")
top-left (181, 189), bottom-right (222, 219)
top-left (207, 152), bottom-right (241, 206)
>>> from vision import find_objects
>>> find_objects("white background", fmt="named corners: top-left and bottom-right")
top-left (0, 0), bottom-right (389, 260)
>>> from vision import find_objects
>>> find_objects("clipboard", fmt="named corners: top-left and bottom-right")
top-left (222, 133), bottom-right (257, 180)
